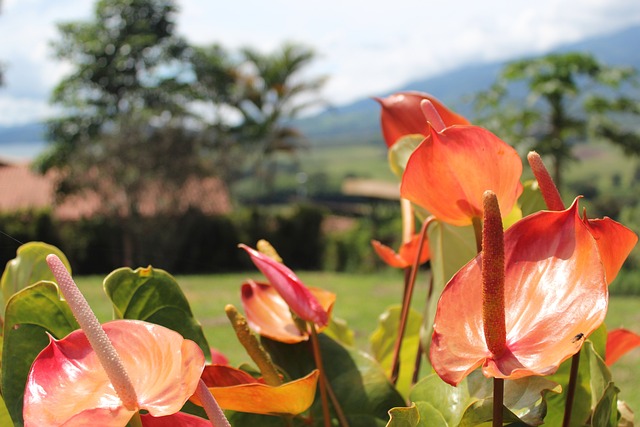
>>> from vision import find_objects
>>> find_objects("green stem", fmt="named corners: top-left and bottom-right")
top-left (562, 351), bottom-right (581, 427)
top-left (493, 378), bottom-right (504, 427)
top-left (390, 217), bottom-right (431, 384)
top-left (127, 412), bottom-right (143, 427)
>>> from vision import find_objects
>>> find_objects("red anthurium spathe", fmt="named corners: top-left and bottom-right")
top-left (192, 365), bottom-right (320, 415)
top-left (605, 328), bottom-right (640, 366)
top-left (24, 320), bottom-right (205, 426)
top-left (239, 244), bottom-right (329, 326)
top-left (430, 199), bottom-right (609, 386)
top-left (376, 91), bottom-right (470, 147)
top-left (371, 232), bottom-right (430, 269)
top-left (401, 123), bottom-right (523, 226)
top-left (241, 280), bottom-right (336, 343)
top-left (140, 412), bottom-right (212, 427)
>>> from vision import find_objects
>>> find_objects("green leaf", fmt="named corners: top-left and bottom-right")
top-left (591, 383), bottom-right (619, 427)
top-left (2, 281), bottom-right (78, 427)
top-left (0, 394), bottom-right (11, 427)
top-left (324, 316), bottom-right (355, 347)
top-left (386, 402), bottom-right (448, 427)
top-left (261, 333), bottom-right (406, 426)
top-left (545, 340), bottom-right (613, 426)
top-left (410, 371), bottom-right (559, 427)
top-left (518, 180), bottom-right (547, 217)
top-left (370, 305), bottom-right (423, 398)
top-left (388, 135), bottom-right (424, 177)
top-left (423, 221), bottom-right (476, 355)
top-left (1, 242), bottom-right (70, 312)
top-left (103, 266), bottom-right (211, 361)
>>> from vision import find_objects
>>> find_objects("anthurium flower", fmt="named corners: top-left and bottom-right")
top-left (191, 365), bottom-right (320, 415)
top-left (140, 412), bottom-right (212, 426)
top-left (24, 320), bottom-right (205, 426)
top-left (605, 328), bottom-right (640, 366)
top-left (241, 279), bottom-right (336, 343)
top-left (371, 232), bottom-right (430, 268)
top-left (376, 91), bottom-right (470, 147)
top-left (430, 199), bottom-right (611, 386)
top-left (239, 244), bottom-right (328, 326)
top-left (401, 123), bottom-right (523, 227)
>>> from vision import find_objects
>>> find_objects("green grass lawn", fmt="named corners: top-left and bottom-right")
top-left (75, 270), bottom-right (640, 413)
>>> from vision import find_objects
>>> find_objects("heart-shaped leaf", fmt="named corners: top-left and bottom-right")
top-left (388, 134), bottom-right (424, 177)
top-left (2, 281), bottom-right (78, 427)
top-left (103, 266), bottom-right (211, 361)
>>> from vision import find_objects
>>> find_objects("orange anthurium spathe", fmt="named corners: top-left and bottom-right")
top-left (241, 280), bottom-right (336, 343)
top-left (401, 123), bottom-right (523, 226)
top-left (239, 244), bottom-right (329, 326)
top-left (430, 199), bottom-right (610, 386)
top-left (192, 365), bottom-right (320, 415)
top-left (376, 91), bottom-right (470, 147)
top-left (23, 320), bottom-right (205, 426)
top-left (371, 232), bottom-right (430, 269)
top-left (605, 328), bottom-right (640, 366)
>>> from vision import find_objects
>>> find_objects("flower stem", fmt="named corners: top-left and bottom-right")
top-left (309, 323), bottom-right (349, 427)
top-left (562, 351), bottom-right (581, 427)
top-left (390, 216), bottom-right (432, 384)
top-left (46, 254), bottom-right (138, 410)
top-left (493, 378), bottom-right (504, 427)
top-left (224, 304), bottom-right (282, 386)
top-left (195, 378), bottom-right (231, 427)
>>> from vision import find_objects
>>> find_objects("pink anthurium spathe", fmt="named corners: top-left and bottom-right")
top-left (241, 280), bottom-right (336, 343)
top-left (371, 232), bottom-right (430, 269)
top-left (239, 244), bottom-right (329, 326)
top-left (605, 328), bottom-right (640, 366)
top-left (430, 198), bottom-right (611, 386)
top-left (376, 91), bottom-right (470, 147)
top-left (24, 320), bottom-right (205, 427)
top-left (401, 122), bottom-right (523, 227)
top-left (191, 365), bottom-right (320, 415)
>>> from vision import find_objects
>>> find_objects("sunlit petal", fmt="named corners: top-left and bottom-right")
top-left (241, 280), bottom-right (335, 343)
top-left (194, 367), bottom-right (320, 415)
top-left (582, 216), bottom-right (638, 285)
top-left (376, 91), bottom-right (470, 147)
top-left (239, 244), bottom-right (329, 326)
top-left (24, 320), bottom-right (205, 426)
top-left (372, 233), bottom-right (430, 269)
top-left (430, 199), bottom-right (608, 385)
top-left (401, 125), bottom-right (523, 226)
top-left (605, 328), bottom-right (640, 366)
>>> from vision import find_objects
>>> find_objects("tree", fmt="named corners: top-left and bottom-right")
top-left (475, 52), bottom-right (640, 188)
top-left (38, 0), bottom-right (203, 266)
top-left (191, 42), bottom-right (327, 195)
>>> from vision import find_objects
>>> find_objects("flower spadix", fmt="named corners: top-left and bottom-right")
top-left (376, 91), bottom-right (470, 147)
top-left (430, 198), bottom-right (609, 386)
top-left (23, 255), bottom-right (206, 426)
top-left (400, 113), bottom-right (523, 226)
top-left (239, 243), bottom-right (329, 326)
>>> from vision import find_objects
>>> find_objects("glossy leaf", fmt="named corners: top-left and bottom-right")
top-left (376, 91), bottom-right (470, 148)
top-left (401, 124), bottom-right (523, 226)
top-left (518, 180), bottom-right (548, 217)
top-left (241, 280), bottom-right (335, 343)
top-left (410, 371), bottom-right (559, 426)
top-left (388, 134), bottom-right (425, 177)
top-left (431, 200), bottom-right (609, 385)
top-left (1, 242), bottom-right (70, 311)
top-left (193, 365), bottom-right (319, 415)
top-left (2, 281), bottom-right (78, 427)
top-left (386, 402), bottom-right (447, 427)
top-left (370, 305), bottom-right (423, 397)
top-left (323, 316), bottom-right (355, 347)
top-left (605, 328), bottom-right (640, 366)
top-left (261, 333), bottom-right (406, 426)
top-left (103, 266), bottom-right (211, 361)
top-left (24, 320), bottom-right (205, 426)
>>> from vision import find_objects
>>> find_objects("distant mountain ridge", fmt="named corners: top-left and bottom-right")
top-left (2, 24), bottom-right (640, 153)
top-left (297, 24), bottom-right (640, 145)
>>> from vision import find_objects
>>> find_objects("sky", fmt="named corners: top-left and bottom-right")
top-left (1, 0), bottom-right (640, 127)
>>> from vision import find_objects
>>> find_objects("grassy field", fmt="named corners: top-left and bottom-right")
top-left (75, 270), bottom-right (640, 413)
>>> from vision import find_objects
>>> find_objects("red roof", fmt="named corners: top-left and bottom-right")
top-left (0, 159), bottom-right (231, 220)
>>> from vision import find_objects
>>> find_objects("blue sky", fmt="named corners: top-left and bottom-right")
top-left (1, 0), bottom-right (640, 126)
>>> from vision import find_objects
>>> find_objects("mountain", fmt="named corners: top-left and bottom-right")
top-left (297, 24), bottom-right (640, 145)
top-left (0, 122), bottom-right (46, 144)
